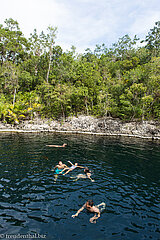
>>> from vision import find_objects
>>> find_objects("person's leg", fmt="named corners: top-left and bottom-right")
top-left (63, 169), bottom-right (72, 175)
top-left (54, 174), bottom-right (58, 182)
top-left (60, 167), bottom-right (69, 174)
top-left (96, 202), bottom-right (106, 212)
top-left (73, 177), bottom-right (79, 181)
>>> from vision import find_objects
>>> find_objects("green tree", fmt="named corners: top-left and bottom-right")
top-left (0, 18), bottom-right (29, 64)
top-left (145, 57), bottom-right (160, 119)
top-left (1, 61), bottom-right (20, 106)
top-left (41, 26), bottom-right (57, 83)
top-left (142, 21), bottom-right (160, 57)
top-left (0, 94), bottom-right (9, 120)
top-left (71, 86), bottom-right (89, 115)
top-left (119, 83), bottom-right (147, 120)
top-left (111, 34), bottom-right (139, 60)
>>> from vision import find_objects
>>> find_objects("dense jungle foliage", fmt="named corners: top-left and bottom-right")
top-left (0, 18), bottom-right (160, 123)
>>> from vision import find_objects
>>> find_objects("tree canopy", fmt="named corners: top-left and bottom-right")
top-left (0, 18), bottom-right (160, 123)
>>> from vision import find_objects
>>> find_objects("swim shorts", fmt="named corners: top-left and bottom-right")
top-left (55, 168), bottom-right (63, 174)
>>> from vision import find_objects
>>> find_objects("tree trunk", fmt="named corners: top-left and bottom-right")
top-left (61, 103), bottom-right (65, 119)
top-left (13, 88), bottom-right (16, 107)
top-left (85, 97), bottom-right (89, 115)
top-left (46, 49), bottom-right (52, 83)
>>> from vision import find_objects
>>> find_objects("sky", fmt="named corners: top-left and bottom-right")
top-left (0, 0), bottom-right (160, 53)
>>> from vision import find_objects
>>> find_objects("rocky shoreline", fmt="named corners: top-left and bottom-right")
top-left (0, 116), bottom-right (160, 140)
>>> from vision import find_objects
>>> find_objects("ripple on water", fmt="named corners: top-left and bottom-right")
top-left (0, 133), bottom-right (160, 240)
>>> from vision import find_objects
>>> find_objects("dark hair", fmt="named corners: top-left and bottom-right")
top-left (84, 167), bottom-right (90, 174)
top-left (87, 200), bottom-right (93, 206)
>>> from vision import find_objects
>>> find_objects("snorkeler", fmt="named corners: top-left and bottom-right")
top-left (71, 167), bottom-right (95, 182)
top-left (72, 200), bottom-right (106, 223)
top-left (51, 161), bottom-right (68, 174)
top-left (61, 161), bottom-right (85, 175)
top-left (46, 143), bottom-right (67, 148)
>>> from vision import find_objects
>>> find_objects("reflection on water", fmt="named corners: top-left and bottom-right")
top-left (0, 133), bottom-right (160, 240)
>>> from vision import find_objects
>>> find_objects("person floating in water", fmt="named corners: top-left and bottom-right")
top-left (71, 167), bottom-right (95, 182)
top-left (46, 143), bottom-right (67, 148)
top-left (51, 161), bottom-right (68, 174)
top-left (72, 200), bottom-right (105, 223)
top-left (51, 161), bottom-right (68, 182)
top-left (61, 161), bottom-right (84, 175)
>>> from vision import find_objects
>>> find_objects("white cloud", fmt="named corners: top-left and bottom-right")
top-left (129, 10), bottom-right (160, 37)
top-left (56, 0), bottom-right (120, 51)
top-left (0, 0), bottom-right (68, 35)
top-left (0, 0), bottom-right (160, 53)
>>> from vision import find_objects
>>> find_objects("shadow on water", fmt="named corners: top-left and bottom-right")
top-left (0, 133), bottom-right (160, 240)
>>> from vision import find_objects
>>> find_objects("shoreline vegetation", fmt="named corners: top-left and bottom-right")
top-left (0, 116), bottom-right (159, 141)
top-left (0, 19), bottom-right (160, 136)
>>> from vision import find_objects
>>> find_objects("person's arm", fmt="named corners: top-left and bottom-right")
top-left (72, 204), bottom-right (85, 218)
top-left (86, 173), bottom-right (95, 182)
top-left (87, 175), bottom-right (95, 182)
top-left (67, 161), bottom-right (74, 166)
top-left (77, 166), bottom-right (85, 169)
top-left (51, 165), bottom-right (58, 171)
top-left (89, 212), bottom-right (101, 223)
top-left (63, 164), bottom-right (68, 168)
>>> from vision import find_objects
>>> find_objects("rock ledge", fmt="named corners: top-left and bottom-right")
top-left (0, 116), bottom-right (159, 140)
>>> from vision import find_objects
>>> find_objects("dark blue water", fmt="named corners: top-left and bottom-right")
top-left (0, 133), bottom-right (160, 240)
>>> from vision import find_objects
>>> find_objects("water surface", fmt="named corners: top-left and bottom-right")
top-left (0, 133), bottom-right (160, 240)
